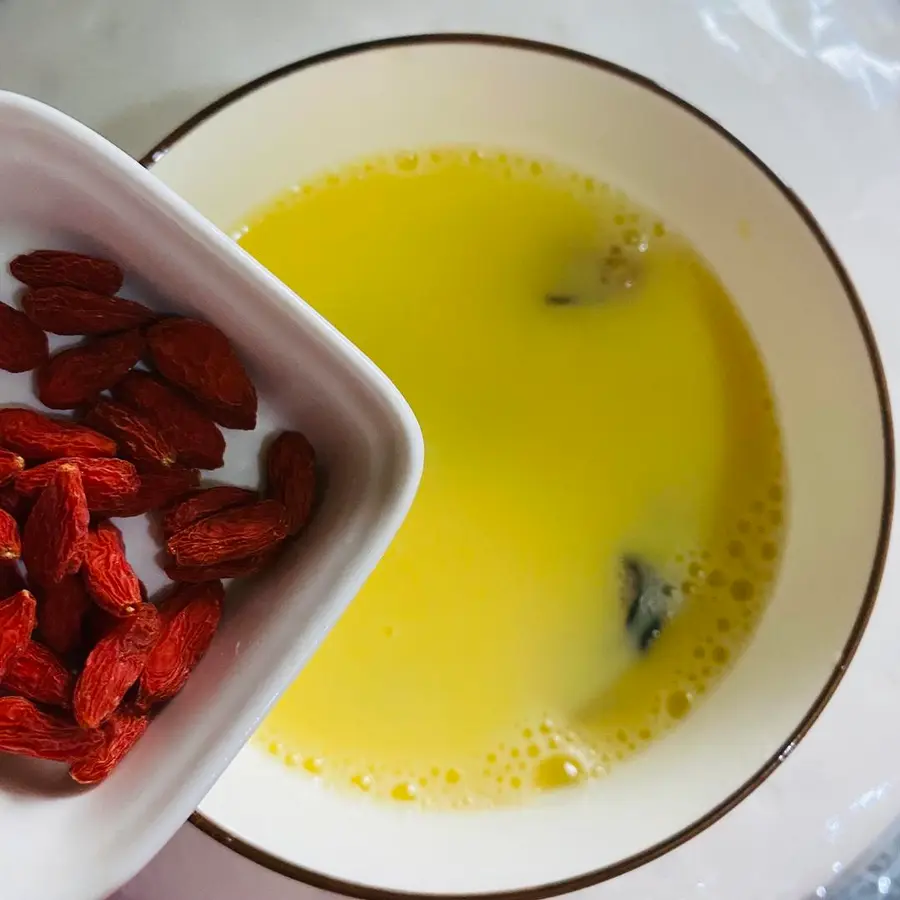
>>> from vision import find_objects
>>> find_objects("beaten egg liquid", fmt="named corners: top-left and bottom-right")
top-left (240, 149), bottom-right (784, 808)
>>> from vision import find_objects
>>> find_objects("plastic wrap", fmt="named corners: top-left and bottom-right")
top-left (673, 8), bottom-right (900, 894)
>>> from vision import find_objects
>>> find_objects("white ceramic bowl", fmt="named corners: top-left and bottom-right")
top-left (0, 91), bottom-right (423, 900)
top-left (146, 36), bottom-right (893, 899)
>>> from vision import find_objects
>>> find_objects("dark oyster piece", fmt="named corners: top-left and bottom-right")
top-left (619, 556), bottom-right (679, 653)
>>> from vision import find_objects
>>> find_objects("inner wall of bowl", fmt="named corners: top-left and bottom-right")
top-left (154, 42), bottom-right (888, 893)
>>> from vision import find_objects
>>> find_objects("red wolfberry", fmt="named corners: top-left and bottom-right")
top-left (94, 467), bottom-right (200, 518)
top-left (147, 317), bottom-right (257, 430)
top-left (166, 499), bottom-right (288, 567)
top-left (137, 581), bottom-right (224, 708)
top-left (69, 709), bottom-right (148, 784)
top-left (9, 250), bottom-right (124, 294)
top-left (0, 301), bottom-right (48, 373)
top-left (162, 486), bottom-right (257, 540)
top-left (266, 431), bottom-right (317, 536)
top-left (0, 696), bottom-right (101, 762)
top-left (22, 286), bottom-right (156, 335)
top-left (3, 641), bottom-right (74, 708)
top-left (85, 400), bottom-right (176, 472)
top-left (0, 408), bottom-right (116, 460)
top-left (74, 604), bottom-right (160, 729)
top-left (22, 464), bottom-right (89, 587)
top-left (113, 371), bottom-right (225, 470)
top-left (37, 330), bottom-right (144, 410)
top-left (16, 457), bottom-right (139, 511)
top-left (0, 509), bottom-right (21, 564)
top-left (163, 547), bottom-right (279, 583)
top-left (0, 449), bottom-right (25, 488)
top-left (81, 521), bottom-right (141, 617)
top-left (0, 589), bottom-right (37, 678)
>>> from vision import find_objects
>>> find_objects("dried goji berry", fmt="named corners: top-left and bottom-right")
top-left (156, 580), bottom-right (225, 625)
top-left (16, 457), bottom-right (139, 511)
top-left (0, 449), bottom-right (25, 488)
top-left (0, 695), bottom-right (101, 762)
top-left (163, 548), bottom-right (278, 583)
top-left (266, 431), bottom-right (317, 536)
top-left (74, 603), bottom-right (159, 729)
top-left (93, 467), bottom-right (200, 518)
top-left (166, 499), bottom-right (288, 567)
top-left (113, 371), bottom-right (225, 470)
top-left (147, 317), bottom-right (257, 430)
top-left (0, 301), bottom-right (49, 373)
top-left (0, 408), bottom-right (116, 459)
top-left (137, 581), bottom-right (224, 708)
top-left (69, 709), bottom-right (148, 784)
top-left (0, 509), bottom-right (21, 564)
top-left (0, 589), bottom-right (37, 678)
top-left (81, 521), bottom-right (141, 617)
top-left (39, 575), bottom-right (91, 658)
top-left (22, 464), bottom-right (89, 586)
top-left (37, 330), bottom-right (144, 410)
top-left (9, 250), bottom-right (123, 294)
top-left (84, 399), bottom-right (176, 472)
top-left (21, 286), bottom-right (156, 335)
top-left (3, 640), bottom-right (74, 707)
top-left (162, 486), bottom-right (257, 540)
top-left (0, 564), bottom-right (26, 599)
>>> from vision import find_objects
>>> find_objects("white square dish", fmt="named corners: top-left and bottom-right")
top-left (0, 91), bottom-right (423, 900)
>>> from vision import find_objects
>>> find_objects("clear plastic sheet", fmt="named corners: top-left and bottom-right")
top-left (666, 12), bottom-right (900, 896)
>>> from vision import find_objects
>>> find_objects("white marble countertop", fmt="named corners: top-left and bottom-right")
top-left (0, 0), bottom-right (662, 160)
top-left (3, 2), bottom-right (900, 899)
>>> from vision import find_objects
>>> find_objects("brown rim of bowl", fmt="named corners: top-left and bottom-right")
top-left (142, 32), bottom-right (894, 900)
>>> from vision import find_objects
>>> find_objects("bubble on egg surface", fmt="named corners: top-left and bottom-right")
top-left (261, 483), bottom-right (784, 808)
top-left (245, 145), bottom-right (785, 811)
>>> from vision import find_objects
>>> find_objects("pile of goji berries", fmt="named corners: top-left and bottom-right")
top-left (0, 250), bottom-right (316, 783)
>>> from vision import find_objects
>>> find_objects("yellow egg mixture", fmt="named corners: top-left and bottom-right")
top-left (239, 148), bottom-right (784, 808)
